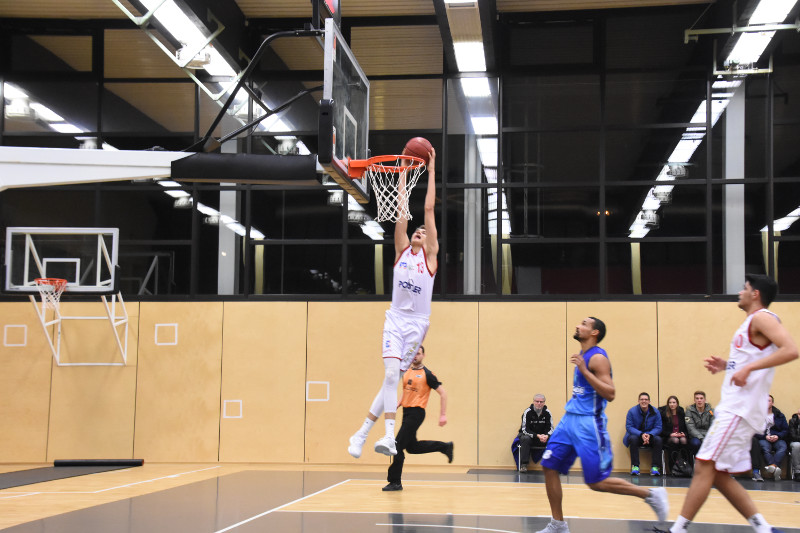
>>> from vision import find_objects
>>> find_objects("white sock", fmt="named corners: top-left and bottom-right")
top-left (747, 514), bottom-right (772, 533)
top-left (385, 418), bottom-right (395, 437)
top-left (670, 516), bottom-right (691, 533)
top-left (358, 417), bottom-right (374, 436)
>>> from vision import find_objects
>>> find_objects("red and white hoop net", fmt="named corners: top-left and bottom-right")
top-left (34, 278), bottom-right (68, 310)
top-left (348, 155), bottom-right (426, 222)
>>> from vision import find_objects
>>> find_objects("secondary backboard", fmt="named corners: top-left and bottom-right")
top-left (4, 227), bottom-right (119, 293)
top-left (317, 17), bottom-right (370, 204)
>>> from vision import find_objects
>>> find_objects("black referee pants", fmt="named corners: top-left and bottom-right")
top-left (387, 406), bottom-right (448, 484)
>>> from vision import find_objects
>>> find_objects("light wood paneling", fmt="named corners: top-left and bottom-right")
top-left (769, 302), bottom-right (800, 414)
top-left (46, 301), bottom-right (140, 460)
top-left (236, 0), bottom-right (435, 18)
top-left (369, 79), bottom-right (443, 131)
top-left (305, 301), bottom-right (391, 465)
top-left (105, 83), bottom-right (195, 132)
top-left (657, 302), bottom-right (740, 410)
top-left (0, 302), bottom-right (53, 462)
top-left (567, 302), bottom-right (658, 472)
top-left (498, 0), bottom-right (713, 12)
top-left (104, 30), bottom-right (185, 79)
top-left (404, 301), bottom-right (478, 466)
top-left (219, 302), bottom-right (307, 462)
top-left (134, 302), bottom-right (224, 462)
top-left (30, 36), bottom-right (92, 72)
top-left (352, 26), bottom-right (442, 77)
top-left (478, 302), bottom-right (567, 466)
top-left (0, 0), bottom-right (128, 18)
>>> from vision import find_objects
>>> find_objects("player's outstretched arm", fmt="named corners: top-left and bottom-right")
top-left (731, 312), bottom-right (799, 386)
top-left (394, 157), bottom-right (411, 260)
top-left (423, 148), bottom-right (439, 272)
top-left (703, 355), bottom-right (726, 374)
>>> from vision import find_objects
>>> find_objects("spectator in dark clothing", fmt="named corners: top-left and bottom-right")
top-left (517, 393), bottom-right (554, 472)
top-left (752, 394), bottom-right (789, 481)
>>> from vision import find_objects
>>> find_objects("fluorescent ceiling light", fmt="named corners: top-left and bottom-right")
top-left (102, 143), bottom-right (118, 151)
top-left (141, 0), bottom-right (206, 49)
top-left (629, 227), bottom-right (650, 238)
top-left (158, 180), bottom-right (182, 187)
top-left (296, 140), bottom-right (311, 155)
top-left (3, 83), bottom-right (28, 99)
top-left (444, 0), bottom-right (475, 4)
top-left (203, 47), bottom-right (236, 77)
top-left (712, 79), bottom-right (743, 89)
top-left (668, 139), bottom-right (702, 164)
top-left (726, 31), bottom-right (775, 65)
top-left (461, 77), bottom-right (491, 97)
top-left (454, 42), bottom-right (486, 72)
top-left (49, 123), bottom-right (83, 134)
top-left (477, 138), bottom-right (498, 167)
top-left (642, 191), bottom-right (661, 211)
top-left (164, 189), bottom-right (190, 198)
top-left (484, 167), bottom-right (497, 183)
top-left (749, 0), bottom-right (798, 24)
top-left (689, 99), bottom-right (730, 128)
top-left (31, 103), bottom-right (64, 122)
top-left (471, 116), bottom-right (498, 135)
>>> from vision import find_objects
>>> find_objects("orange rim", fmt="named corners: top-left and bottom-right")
top-left (347, 155), bottom-right (426, 179)
top-left (34, 278), bottom-right (68, 290)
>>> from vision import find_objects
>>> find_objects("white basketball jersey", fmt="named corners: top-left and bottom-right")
top-left (716, 308), bottom-right (779, 431)
top-left (390, 246), bottom-right (435, 317)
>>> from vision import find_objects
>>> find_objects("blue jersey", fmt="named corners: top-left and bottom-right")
top-left (564, 346), bottom-right (610, 416)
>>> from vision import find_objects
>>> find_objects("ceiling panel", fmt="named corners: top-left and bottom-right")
top-left (236, 0), bottom-right (435, 18)
top-left (352, 26), bottom-right (442, 77)
top-left (370, 79), bottom-right (442, 132)
top-left (29, 36), bottom-right (93, 72)
top-left (0, 0), bottom-right (129, 18)
top-left (498, 0), bottom-right (713, 12)
top-left (106, 83), bottom-right (195, 132)
top-left (271, 36), bottom-right (324, 71)
top-left (104, 30), bottom-right (186, 79)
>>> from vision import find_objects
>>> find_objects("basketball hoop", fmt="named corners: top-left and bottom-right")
top-left (34, 278), bottom-right (68, 310)
top-left (348, 155), bottom-right (426, 222)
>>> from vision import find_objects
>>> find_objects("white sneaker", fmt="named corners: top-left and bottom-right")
top-left (374, 435), bottom-right (397, 456)
top-left (765, 464), bottom-right (776, 474)
top-left (774, 466), bottom-right (782, 481)
top-left (348, 433), bottom-right (366, 458)
top-left (535, 518), bottom-right (570, 533)
top-left (646, 487), bottom-right (669, 522)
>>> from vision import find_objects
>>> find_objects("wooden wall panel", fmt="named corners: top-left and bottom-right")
top-left (47, 301), bottom-right (139, 460)
top-left (478, 302), bottom-right (567, 466)
top-left (0, 302), bottom-right (53, 462)
top-left (134, 302), bottom-right (223, 462)
top-left (218, 302), bottom-right (307, 462)
top-left (403, 302), bottom-right (478, 466)
top-left (657, 302), bottom-right (739, 410)
top-left (769, 302), bottom-right (800, 415)
top-left (567, 302), bottom-right (658, 472)
top-left (305, 301), bottom-right (389, 465)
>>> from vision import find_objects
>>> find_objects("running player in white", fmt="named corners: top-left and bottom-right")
top-left (656, 274), bottom-right (798, 533)
top-left (348, 147), bottom-right (438, 458)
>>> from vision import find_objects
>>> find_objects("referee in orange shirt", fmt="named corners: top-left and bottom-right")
top-left (383, 345), bottom-right (454, 491)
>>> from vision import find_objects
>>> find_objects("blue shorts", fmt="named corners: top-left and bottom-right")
top-left (540, 412), bottom-right (613, 484)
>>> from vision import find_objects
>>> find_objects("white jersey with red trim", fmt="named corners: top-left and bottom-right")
top-left (390, 245), bottom-right (435, 317)
top-left (716, 308), bottom-right (779, 431)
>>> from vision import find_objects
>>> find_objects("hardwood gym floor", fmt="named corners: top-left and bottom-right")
top-left (1, 464), bottom-right (798, 532)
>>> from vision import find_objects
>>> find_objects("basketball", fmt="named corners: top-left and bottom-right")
top-left (403, 137), bottom-right (433, 161)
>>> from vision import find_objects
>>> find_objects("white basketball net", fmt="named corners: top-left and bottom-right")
top-left (35, 278), bottom-right (67, 310)
top-left (365, 157), bottom-right (425, 222)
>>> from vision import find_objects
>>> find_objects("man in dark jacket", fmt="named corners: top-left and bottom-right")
top-left (789, 408), bottom-right (800, 481)
top-left (517, 393), bottom-right (554, 472)
top-left (753, 394), bottom-right (789, 481)
top-left (624, 392), bottom-right (663, 476)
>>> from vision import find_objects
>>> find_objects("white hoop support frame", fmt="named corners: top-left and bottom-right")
top-left (347, 155), bottom-right (426, 222)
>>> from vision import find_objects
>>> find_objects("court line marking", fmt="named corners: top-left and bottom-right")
top-left (377, 523), bottom-right (520, 533)
top-left (213, 478), bottom-right (351, 533)
top-left (0, 466), bottom-right (221, 499)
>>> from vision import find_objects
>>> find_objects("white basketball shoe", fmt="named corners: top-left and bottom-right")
top-left (348, 433), bottom-right (367, 458)
top-left (374, 435), bottom-right (397, 456)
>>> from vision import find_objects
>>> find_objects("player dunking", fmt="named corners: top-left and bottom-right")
top-left (655, 274), bottom-right (798, 533)
top-left (348, 146), bottom-right (438, 458)
top-left (536, 317), bottom-right (669, 533)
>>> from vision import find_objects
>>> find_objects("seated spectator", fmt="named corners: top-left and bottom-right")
top-left (659, 395), bottom-right (688, 473)
top-left (790, 408), bottom-right (800, 482)
top-left (686, 390), bottom-right (714, 454)
top-left (517, 393), bottom-right (554, 472)
top-left (752, 394), bottom-right (788, 482)
top-left (624, 392), bottom-right (663, 476)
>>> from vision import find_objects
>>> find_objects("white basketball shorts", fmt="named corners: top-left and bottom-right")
top-left (382, 308), bottom-right (430, 371)
top-left (696, 409), bottom-right (757, 473)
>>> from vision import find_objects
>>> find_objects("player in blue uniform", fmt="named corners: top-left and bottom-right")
top-left (535, 317), bottom-right (669, 533)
